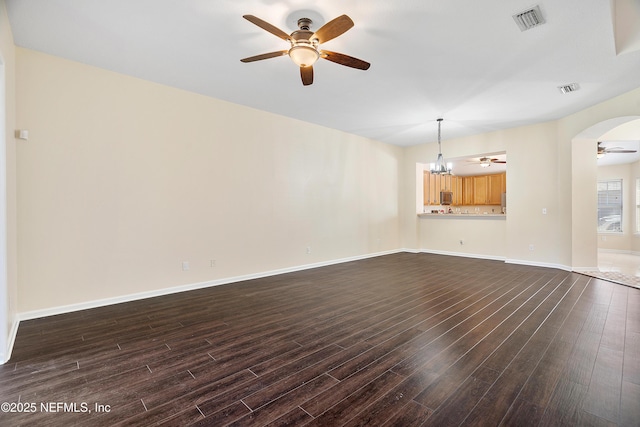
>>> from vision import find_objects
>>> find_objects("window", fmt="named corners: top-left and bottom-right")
top-left (597, 179), bottom-right (622, 233)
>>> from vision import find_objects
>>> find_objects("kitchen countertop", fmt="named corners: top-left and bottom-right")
top-left (418, 212), bottom-right (506, 219)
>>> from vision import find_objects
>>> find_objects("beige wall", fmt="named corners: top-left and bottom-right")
top-left (15, 48), bottom-right (402, 314)
top-left (417, 216), bottom-right (506, 260)
top-left (403, 121), bottom-right (564, 268)
top-left (8, 25), bottom-right (640, 324)
top-left (401, 90), bottom-right (640, 271)
top-left (0, 0), bottom-right (16, 363)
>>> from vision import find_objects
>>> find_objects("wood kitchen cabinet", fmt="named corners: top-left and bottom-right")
top-left (460, 173), bottom-right (506, 206)
top-left (487, 173), bottom-right (506, 204)
top-left (423, 172), bottom-right (429, 205)
top-left (423, 172), bottom-right (457, 205)
top-left (424, 171), bottom-right (504, 206)
top-left (452, 175), bottom-right (463, 205)
top-left (423, 172), bottom-right (440, 205)
top-left (440, 174), bottom-right (452, 192)
top-left (430, 173), bottom-right (440, 204)
top-left (473, 176), bottom-right (488, 204)
top-left (425, 172), bottom-right (439, 205)
top-left (462, 176), bottom-right (474, 205)
top-left (471, 173), bottom-right (505, 205)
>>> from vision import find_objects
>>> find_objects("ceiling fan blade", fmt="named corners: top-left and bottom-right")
top-left (605, 149), bottom-right (637, 153)
top-left (491, 160), bottom-right (507, 164)
top-left (243, 15), bottom-right (290, 41)
top-left (320, 50), bottom-right (370, 70)
top-left (300, 66), bottom-right (313, 86)
top-left (312, 15), bottom-right (354, 44)
top-left (240, 50), bottom-right (289, 63)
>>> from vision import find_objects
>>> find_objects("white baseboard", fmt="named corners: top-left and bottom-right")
top-left (1, 314), bottom-right (19, 364)
top-left (598, 248), bottom-right (632, 255)
top-left (400, 248), bottom-right (421, 254)
top-left (410, 249), bottom-right (573, 273)
top-left (17, 248), bottom-right (576, 322)
top-left (4, 248), bottom-right (581, 364)
top-left (505, 258), bottom-right (572, 271)
top-left (418, 248), bottom-right (506, 262)
top-left (17, 249), bottom-right (404, 322)
top-left (572, 266), bottom-right (600, 273)
top-left (598, 248), bottom-right (640, 257)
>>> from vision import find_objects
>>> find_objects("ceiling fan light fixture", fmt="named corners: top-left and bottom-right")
top-left (289, 43), bottom-right (319, 67)
top-left (241, 14), bottom-right (369, 85)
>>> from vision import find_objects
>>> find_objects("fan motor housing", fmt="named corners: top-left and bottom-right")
top-left (291, 30), bottom-right (314, 41)
top-left (297, 17), bottom-right (313, 30)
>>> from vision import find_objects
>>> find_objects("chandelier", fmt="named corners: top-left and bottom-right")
top-left (429, 118), bottom-right (452, 174)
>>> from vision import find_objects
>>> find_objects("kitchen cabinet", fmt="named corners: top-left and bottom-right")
top-left (452, 175), bottom-right (463, 205)
top-left (487, 173), bottom-right (505, 204)
top-left (424, 172), bottom-right (439, 205)
top-left (424, 172), bottom-right (438, 205)
top-left (459, 173), bottom-right (506, 206)
top-left (423, 172), bottom-right (429, 205)
top-left (471, 173), bottom-right (505, 205)
top-left (473, 176), bottom-right (488, 204)
top-left (424, 171), bottom-right (504, 206)
top-left (439, 174), bottom-right (450, 195)
top-left (430, 173), bottom-right (440, 204)
top-left (463, 176), bottom-right (474, 205)
top-left (423, 172), bottom-right (457, 205)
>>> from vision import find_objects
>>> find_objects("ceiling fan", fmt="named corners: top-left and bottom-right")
top-left (240, 14), bottom-right (370, 86)
top-left (597, 141), bottom-right (637, 158)
top-left (466, 157), bottom-right (507, 168)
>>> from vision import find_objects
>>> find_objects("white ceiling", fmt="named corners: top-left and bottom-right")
top-left (6, 0), bottom-right (640, 147)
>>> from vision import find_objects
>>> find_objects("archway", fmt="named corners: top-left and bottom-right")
top-left (572, 116), bottom-right (640, 272)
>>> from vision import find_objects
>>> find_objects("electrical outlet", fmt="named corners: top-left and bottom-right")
top-left (529, 244), bottom-right (534, 251)
top-left (459, 240), bottom-right (464, 245)
top-left (306, 246), bottom-right (312, 254)
top-left (210, 259), bottom-right (216, 267)
top-left (542, 208), bottom-right (547, 215)
top-left (182, 261), bottom-right (190, 271)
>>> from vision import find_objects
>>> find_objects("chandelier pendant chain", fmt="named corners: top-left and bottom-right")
top-left (437, 118), bottom-right (442, 155)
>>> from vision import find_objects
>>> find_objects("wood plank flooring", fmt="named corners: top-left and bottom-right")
top-left (1, 253), bottom-right (639, 426)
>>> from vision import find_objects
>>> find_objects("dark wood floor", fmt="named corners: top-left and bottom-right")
top-left (1, 253), bottom-right (639, 426)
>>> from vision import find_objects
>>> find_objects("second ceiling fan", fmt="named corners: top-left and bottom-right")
top-left (240, 14), bottom-right (370, 86)
top-left (597, 141), bottom-right (637, 158)
top-left (466, 157), bottom-right (506, 168)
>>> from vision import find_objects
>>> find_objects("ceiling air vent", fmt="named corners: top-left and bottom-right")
top-left (513, 5), bottom-right (545, 31)
top-left (558, 83), bottom-right (580, 94)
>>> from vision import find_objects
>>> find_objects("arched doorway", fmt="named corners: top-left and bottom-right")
top-left (572, 116), bottom-right (640, 281)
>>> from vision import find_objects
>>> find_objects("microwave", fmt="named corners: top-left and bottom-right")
top-left (440, 191), bottom-right (453, 205)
